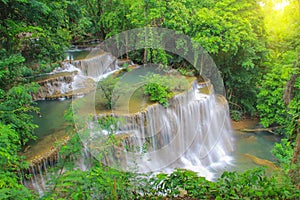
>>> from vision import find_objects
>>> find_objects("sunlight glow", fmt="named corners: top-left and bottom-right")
top-left (273, 0), bottom-right (290, 11)
top-left (259, 2), bottom-right (266, 7)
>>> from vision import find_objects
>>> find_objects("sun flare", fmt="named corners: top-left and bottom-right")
top-left (273, 0), bottom-right (290, 11)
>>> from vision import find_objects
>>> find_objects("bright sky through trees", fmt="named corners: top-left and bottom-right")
top-left (259, 0), bottom-right (291, 11)
top-left (273, 0), bottom-right (290, 10)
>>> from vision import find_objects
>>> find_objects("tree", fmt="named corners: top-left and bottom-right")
top-left (97, 76), bottom-right (127, 109)
top-left (257, 0), bottom-right (299, 133)
top-left (0, 49), bottom-right (28, 90)
top-left (190, 0), bottom-right (267, 115)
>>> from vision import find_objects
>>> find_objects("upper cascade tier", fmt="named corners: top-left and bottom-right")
top-left (32, 52), bottom-right (123, 100)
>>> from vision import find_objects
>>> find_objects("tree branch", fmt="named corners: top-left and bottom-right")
top-left (240, 126), bottom-right (282, 134)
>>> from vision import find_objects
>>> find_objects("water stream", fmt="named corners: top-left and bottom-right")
top-left (28, 100), bottom-right (279, 172)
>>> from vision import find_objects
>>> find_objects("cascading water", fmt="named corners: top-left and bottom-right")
top-left (32, 75), bottom-right (74, 100)
top-left (70, 52), bottom-right (118, 80)
top-left (25, 51), bottom-right (121, 193)
top-left (33, 52), bottom-right (120, 100)
top-left (82, 80), bottom-right (234, 180)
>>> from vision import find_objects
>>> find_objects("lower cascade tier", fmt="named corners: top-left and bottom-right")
top-left (77, 81), bottom-right (234, 179)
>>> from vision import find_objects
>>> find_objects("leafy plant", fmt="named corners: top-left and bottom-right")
top-left (97, 115), bottom-right (123, 134)
top-left (272, 139), bottom-right (294, 173)
top-left (0, 84), bottom-right (39, 145)
top-left (151, 169), bottom-right (210, 198)
top-left (146, 168), bottom-right (300, 199)
top-left (144, 82), bottom-right (172, 107)
top-left (142, 72), bottom-right (189, 107)
top-left (230, 109), bottom-right (243, 121)
top-left (0, 123), bottom-right (35, 200)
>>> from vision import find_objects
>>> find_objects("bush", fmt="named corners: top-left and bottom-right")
top-left (142, 72), bottom-right (189, 107)
top-left (144, 82), bottom-right (172, 107)
top-left (144, 168), bottom-right (300, 199)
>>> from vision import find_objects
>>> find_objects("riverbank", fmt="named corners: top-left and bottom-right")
top-left (231, 118), bottom-right (260, 130)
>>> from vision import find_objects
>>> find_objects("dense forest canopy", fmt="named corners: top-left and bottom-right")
top-left (0, 0), bottom-right (299, 199)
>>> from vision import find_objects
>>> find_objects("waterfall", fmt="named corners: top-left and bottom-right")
top-left (70, 52), bottom-right (118, 81)
top-left (27, 48), bottom-right (234, 193)
top-left (32, 75), bottom-right (74, 100)
top-left (22, 147), bottom-right (92, 196)
top-left (33, 52), bottom-right (120, 100)
top-left (87, 81), bottom-right (234, 180)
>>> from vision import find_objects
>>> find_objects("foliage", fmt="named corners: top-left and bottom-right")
top-left (150, 169), bottom-right (210, 198)
top-left (42, 125), bottom-right (141, 200)
top-left (257, 0), bottom-right (299, 129)
top-left (142, 72), bottom-right (189, 107)
top-left (97, 115), bottom-right (122, 134)
top-left (257, 62), bottom-right (294, 128)
top-left (38, 109), bottom-right (300, 199)
top-left (0, 49), bottom-right (27, 90)
top-left (177, 67), bottom-right (195, 77)
top-left (256, 2), bottom-right (299, 177)
top-left (0, 0), bottom-right (271, 115)
top-left (256, 0), bottom-right (300, 175)
top-left (0, 123), bottom-right (22, 171)
top-left (0, 36), bottom-right (39, 197)
top-left (125, 0), bottom-right (267, 114)
top-left (272, 139), bottom-right (295, 173)
top-left (213, 168), bottom-right (299, 199)
top-left (41, 125), bottom-right (300, 200)
top-left (0, 84), bottom-right (39, 145)
top-left (0, 0), bottom-right (71, 65)
top-left (0, 123), bottom-right (35, 200)
top-left (144, 82), bottom-right (171, 107)
top-left (0, 0), bottom-right (299, 198)
top-left (230, 109), bottom-right (243, 121)
top-left (0, 0), bottom-right (265, 115)
top-left (43, 164), bottom-right (142, 200)
top-left (145, 168), bottom-right (300, 199)
top-left (0, 171), bottom-right (34, 200)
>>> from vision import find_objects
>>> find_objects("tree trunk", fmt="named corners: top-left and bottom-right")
top-left (283, 49), bottom-right (300, 105)
top-left (283, 73), bottom-right (299, 105)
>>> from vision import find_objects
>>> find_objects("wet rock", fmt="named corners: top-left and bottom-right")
top-left (243, 153), bottom-right (278, 170)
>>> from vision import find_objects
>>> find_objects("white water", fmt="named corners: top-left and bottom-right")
top-left (61, 51), bottom-right (120, 87)
top-left (34, 52), bottom-right (120, 100)
top-left (70, 52), bottom-right (119, 81)
top-left (86, 81), bottom-right (234, 180)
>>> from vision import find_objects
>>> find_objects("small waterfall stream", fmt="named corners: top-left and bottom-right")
top-left (70, 52), bottom-right (118, 80)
